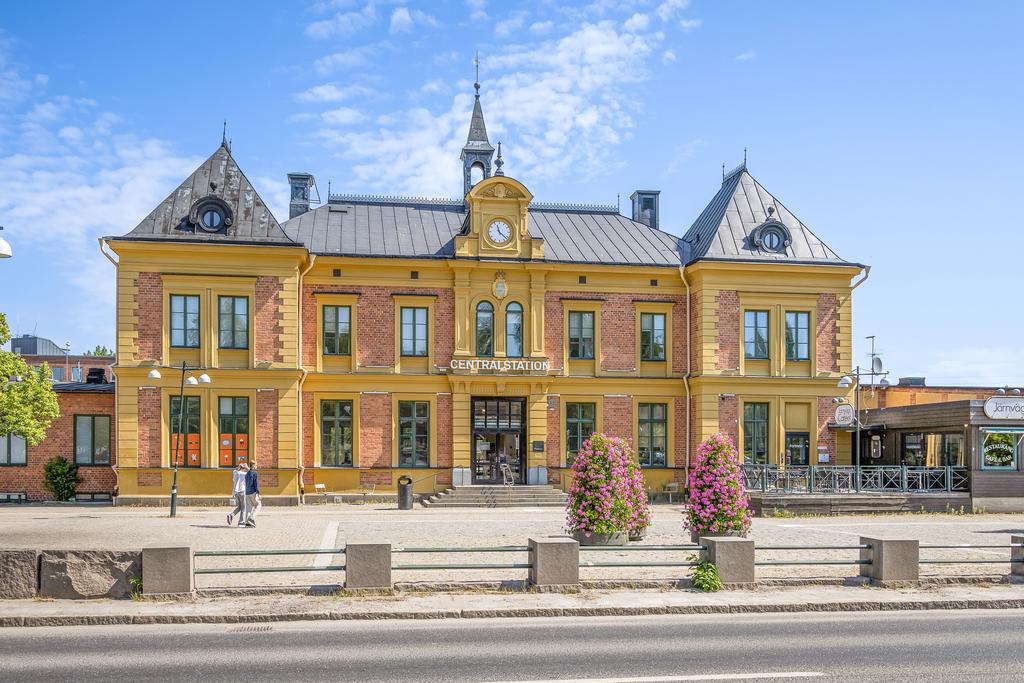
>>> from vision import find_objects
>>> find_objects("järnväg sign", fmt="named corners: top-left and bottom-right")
top-left (983, 397), bottom-right (1024, 420)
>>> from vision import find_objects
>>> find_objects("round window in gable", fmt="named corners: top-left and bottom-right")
top-left (753, 221), bottom-right (791, 253)
top-left (188, 196), bottom-right (234, 234)
top-left (201, 208), bottom-right (223, 231)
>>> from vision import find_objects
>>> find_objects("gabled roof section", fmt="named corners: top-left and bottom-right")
top-left (681, 165), bottom-right (848, 265)
top-left (119, 143), bottom-right (294, 245)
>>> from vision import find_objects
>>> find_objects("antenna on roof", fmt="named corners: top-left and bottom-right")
top-left (222, 120), bottom-right (228, 147)
top-left (743, 147), bottom-right (747, 166)
top-left (616, 193), bottom-right (620, 214)
top-left (721, 163), bottom-right (725, 181)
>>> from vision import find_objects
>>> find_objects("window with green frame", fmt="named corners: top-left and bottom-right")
top-left (744, 310), bottom-right (769, 359)
top-left (640, 312), bottom-right (666, 361)
top-left (400, 307), bottom-right (428, 357)
top-left (568, 311), bottom-right (595, 359)
top-left (785, 311), bottom-right (809, 361)
top-left (637, 403), bottom-right (668, 467)
top-left (170, 294), bottom-right (200, 348)
top-left (321, 400), bottom-right (354, 467)
top-left (74, 415), bottom-right (111, 465)
top-left (565, 402), bottom-right (596, 465)
top-left (323, 305), bottom-right (352, 355)
top-left (0, 433), bottom-right (27, 466)
top-left (398, 400), bottom-right (430, 467)
top-left (218, 397), bottom-right (249, 467)
top-left (170, 395), bottom-right (201, 467)
top-left (981, 429), bottom-right (1022, 470)
top-left (218, 296), bottom-right (249, 349)
top-left (476, 301), bottom-right (494, 356)
top-left (743, 402), bottom-right (769, 464)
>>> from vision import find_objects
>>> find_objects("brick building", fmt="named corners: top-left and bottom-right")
top-left (100, 84), bottom-right (863, 504)
top-left (10, 334), bottom-right (114, 383)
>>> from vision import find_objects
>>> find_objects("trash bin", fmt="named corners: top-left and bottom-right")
top-left (397, 475), bottom-right (414, 510)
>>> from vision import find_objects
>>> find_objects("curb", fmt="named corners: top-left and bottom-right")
top-left (4, 597), bottom-right (1024, 628)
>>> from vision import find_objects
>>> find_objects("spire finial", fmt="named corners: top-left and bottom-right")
top-left (473, 51), bottom-right (480, 97)
top-left (494, 142), bottom-right (504, 176)
top-left (222, 120), bottom-right (228, 147)
top-left (743, 146), bottom-right (747, 166)
top-left (722, 162), bottom-right (725, 180)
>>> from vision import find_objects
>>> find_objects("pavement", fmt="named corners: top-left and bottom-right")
top-left (1, 504), bottom-right (1023, 588)
top-left (3, 609), bottom-right (1024, 681)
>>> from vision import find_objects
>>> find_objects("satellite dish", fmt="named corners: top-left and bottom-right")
top-left (871, 356), bottom-right (883, 374)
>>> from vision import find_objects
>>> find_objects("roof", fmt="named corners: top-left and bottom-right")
top-left (462, 91), bottom-right (493, 155)
top-left (681, 166), bottom-right (850, 266)
top-left (11, 334), bottom-right (62, 356)
top-left (118, 144), bottom-right (294, 245)
top-left (53, 382), bottom-right (115, 393)
top-left (281, 197), bottom-right (683, 266)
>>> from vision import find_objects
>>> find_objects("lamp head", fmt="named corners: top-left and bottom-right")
top-left (147, 369), bottom-right (162, 380)
top-left (879, 378), bottom-right (890, 388)
top-left (198, 373), bottom-right (211, 384)
top-left (0, 226), bottom-right (11, 259)
top-left (186, 376), bottom-right (199, 386)
top-left (837, 376), bottom-right (852, 389)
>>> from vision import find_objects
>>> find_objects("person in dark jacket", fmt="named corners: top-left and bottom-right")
top-left (243, 461), bottom-right (261, 528)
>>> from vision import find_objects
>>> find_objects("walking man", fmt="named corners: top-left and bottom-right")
top-left (243, 460), bottom-right (261, 528)
top-left (227, 462), bottom-right (248, 527)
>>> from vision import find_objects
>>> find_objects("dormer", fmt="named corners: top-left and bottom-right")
top-left (455, 175), bottom-right (543, 260)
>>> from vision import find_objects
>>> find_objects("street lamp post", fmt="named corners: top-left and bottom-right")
top-left (838, 364), bottom-right (889, 466)
top-left (148, 362), bottom-right (211, 518)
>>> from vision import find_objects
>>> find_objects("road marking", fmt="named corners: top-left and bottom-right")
top-left (314, 520), bottom-right (340, 569)
top-left (484, 673), bottom-right (822, 682)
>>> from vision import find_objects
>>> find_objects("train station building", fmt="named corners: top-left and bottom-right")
top-left (100, 85), bottom-right (863, 504)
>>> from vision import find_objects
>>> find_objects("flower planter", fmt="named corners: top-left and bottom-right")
top-left (628, 531), bottom-right (645, 542)
top-left (572, 530), bottom-right (628, 546)
top-left (690, 528), bottom-right (746, 544)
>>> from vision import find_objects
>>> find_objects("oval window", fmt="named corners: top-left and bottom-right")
top-left (201, 208), bottom-right (223, 230)
top-left (763, 229), bottom-right (783, 251)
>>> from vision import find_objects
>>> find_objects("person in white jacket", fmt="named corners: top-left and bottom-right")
top-left (227, 462), bottom-right (249, 527)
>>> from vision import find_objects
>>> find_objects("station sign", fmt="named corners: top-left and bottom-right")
top-left (983, 397), bottom-right (1024, 420)
top-left (449, 358), bottom-right (550, 373)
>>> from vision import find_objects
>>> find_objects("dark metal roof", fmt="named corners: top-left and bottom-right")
top-left (53, 382), bottom-right (115, 393)
top-left (118, 144), bottom-right (294, 245)
top-left (280, 197), bottom-right (683, 266)
top-left (681, 166), bottom-right (849, 266)
top-left (11, 334), bottom-right (62, 356)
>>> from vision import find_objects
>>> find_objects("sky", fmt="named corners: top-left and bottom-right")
top-left (0, 1), bottom-right (1021, 385)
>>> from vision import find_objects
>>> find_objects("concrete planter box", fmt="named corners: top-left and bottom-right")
top-left (690, 528), bottom-right (745, 544)
top-left (572, 530), bottom-right (628, 546)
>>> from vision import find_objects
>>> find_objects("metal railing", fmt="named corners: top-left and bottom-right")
top-left (919, 543), bottom-right (1024, 565)
top-left (392, 546), bottom-right (531, 571)
top-left (754, 543), bottom-right (872, 567)
top-left (579, 544), bottom-right (704, 568)
top-left (741, 464), bottom-right (970, 494)
top-left (193, 548), bottom-right (345, 575)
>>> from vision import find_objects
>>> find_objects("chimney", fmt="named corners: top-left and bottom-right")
top-left (630, 190), bottom-right (660, 230)
top-left (287, 172), bottom-right (315, 219)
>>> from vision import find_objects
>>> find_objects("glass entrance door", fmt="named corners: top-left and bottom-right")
top-left (785, 432), bottom-right (810, 466)
top-left (471, 398), bottom-right (526, 484)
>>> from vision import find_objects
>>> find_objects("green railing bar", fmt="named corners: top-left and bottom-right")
top-left (756, 545), bottom-right (871, 550)
top-left (393, 546), bottom-right (529, 553)
top-left (581, 561), bottom-right (699, 568)
top-left (920, 544), bottom-right (1024, 549)
top-left (920, 559), bottom-right (1024, 564)
top-left (392, 563), bottom-right (532, 570)
top-left (193, 565), bottom-right (346, 573)
top-left (755, 560), bottom-right (872, 566)
top-left (579, 545), bottom-right (704, 551)
top-left (194, 549), bottom-right (344, 557)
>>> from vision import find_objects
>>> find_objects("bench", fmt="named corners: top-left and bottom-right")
top-left (311, 482), bottom-right (378, 504)
top-left (0, 492), bottom-right (27, 504)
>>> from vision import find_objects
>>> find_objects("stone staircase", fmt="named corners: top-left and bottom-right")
top-left (421, 485), bottom-right (568, 508)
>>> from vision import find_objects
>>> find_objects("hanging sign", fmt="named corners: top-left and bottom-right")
top-left (983, 397), bottom-right (1024, 420)
top-left (450, 358), bottom-right (550, 373)
top-left (834, 403), bottom-right (856, 426)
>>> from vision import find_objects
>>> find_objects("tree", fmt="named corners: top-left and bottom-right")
top-left (0, 312), bottom-right (60, 445)
top-left (84, 345), bottom-right (114, 356)
top-left (43, 456), bottom-right (81, 502)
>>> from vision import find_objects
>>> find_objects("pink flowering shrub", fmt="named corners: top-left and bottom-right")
top-left (566, 434), bottom-right (650, 535)
top-left (685, 433), bottom-right (752, 537)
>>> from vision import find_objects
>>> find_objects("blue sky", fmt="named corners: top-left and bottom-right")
top-left (1, 1), bottom-right (1021, 385)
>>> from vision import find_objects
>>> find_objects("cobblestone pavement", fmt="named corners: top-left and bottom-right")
top-left (1, 503), bottom-right (1022, 588)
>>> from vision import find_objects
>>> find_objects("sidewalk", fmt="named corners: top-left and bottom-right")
top-left (4, 583), bottom-right (1024, 627)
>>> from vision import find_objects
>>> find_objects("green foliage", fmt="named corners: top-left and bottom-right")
top-left (129, 575), bottom-right (144, 601)
top-left (43, 456), bottom-right (81, 502)
top-left (84, 345), bottom-right (114, 357)
top-left (0, 313), bottom-right (60, 445)
top-left (689, 555), bottom-right (723, 592)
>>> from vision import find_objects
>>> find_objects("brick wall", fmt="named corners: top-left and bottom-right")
top-left (546, 395), bottom-right (561, 483)
top-left (716, 290), bottom-right (739, 371)
top-left (23, 356), bottom-right (113, 382)
top-left (602, 396), bottom-right (633, 444)
top-left (359, 393), bottom-right (391, 468)
top-left (0, 391), bottom-right (116, 501)
top-left (600, 294), bottom-right (636, 371)
top-left (436, 394), bottom-right (453, 472)
top-left (136, 272), bottom-right (163, 361)
top-left (543, 292), bottom-right (565, 370)
top-left (718, 396), bottom-right (740, 452)
top-left (255, 390), bottom-right (279, 468)
top-left (255, 276), bottom-right (284, 365)
top-left (816, 293), bottom-right (839, 373)
top-left (137, 387), bottom-right (162, 468)
top-left (816, 397), bottom-right (838, 465)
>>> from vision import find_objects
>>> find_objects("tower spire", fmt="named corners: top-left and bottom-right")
top-left (222, 120), bottom-right (228, 148)
top-left (461, 54), bottom-right (495, 199)
top-left (474, 51), bottom-right (480, 97)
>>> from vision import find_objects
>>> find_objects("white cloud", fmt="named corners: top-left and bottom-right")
top-left (322, 106), bottom-right (367, 125)
top-left (623, 13), bottom-right (650, 32)
top-left (419, 78), bottom-right (447, 95)
top-left (529, 20), bottom-right (553, 34)
top-left (656, 0), bottom-right (690, 21)
top-left (306, 2), bottom-right (377, 39)
top-left (389, 6), bottom-right (438, 33)
top-left (467, 0), bottom-right (487, 21)
top-left (679, 18), bottom-right (701, 31)
top-left (734, 50), bottom-right (756, 62)
top-left (296, 83), bottom-right (375, 103)
top-left (494, 11), bottom-right (528, 37)
top-left (661, 49), bottom-right (677, 64)
top-left (314, 45), bottom-right (382, 74)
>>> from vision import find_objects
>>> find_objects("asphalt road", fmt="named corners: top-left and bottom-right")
top-left (3, 610), bottom-right (1023, 682)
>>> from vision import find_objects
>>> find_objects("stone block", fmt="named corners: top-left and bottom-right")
top-left (142, 547), bottom-right (194, 595)
top-left (0, 550), bottom-right (39, 599)
top-left (345, 542), bottom-right (391, 590)
top-left (860, 537), bottom-right (919, 583)
top-left (529, 537), bottom-right (579, 588)
top-left (1012, 536), bottom-right (1024, 576)
top-left (700, 536), bottom-right (755, 585)
top-left (39, 550), bottom-right (142, 599)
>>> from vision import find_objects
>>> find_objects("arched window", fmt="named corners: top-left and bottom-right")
top-left (470, 162), bottom-right (485, 187)
top-left (476, 301), bottom-right (494, 356)
top-left (506, 302), bottom-right (523, 358)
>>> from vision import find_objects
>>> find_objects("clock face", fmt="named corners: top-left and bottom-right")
top-left (488, 220), bottom-right (512, 244)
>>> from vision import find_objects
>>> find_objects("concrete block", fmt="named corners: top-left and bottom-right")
top-left (452, 468), bottom-right (472, 486)
top-left (142, 547), bottom-right (194, 595)
top-left (700, 536), bottom-right (755, 585)
top-left (1011, 536), bottom-right (1024, 576)
top-left (0, 550), bottom-right (39, 599)
top-left (345, 542), bottom-right (391, 590)
top-left (860, 537), bottom-right (919, 583)
top-left (529, 537), bottom-right (579, 588)
top-left (39, 550), bottom-right (142, 599)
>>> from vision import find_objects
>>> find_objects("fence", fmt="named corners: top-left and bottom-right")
top-left (741, 464), bottom-right (970, 494)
